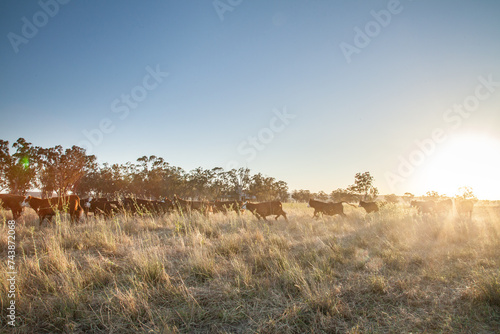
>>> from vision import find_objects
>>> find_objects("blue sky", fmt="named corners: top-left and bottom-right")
top-left (1, 0), bottom-right (500, 199)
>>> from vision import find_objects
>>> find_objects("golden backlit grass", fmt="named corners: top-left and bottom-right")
top-left (1, 202), bottom-right (499, 333)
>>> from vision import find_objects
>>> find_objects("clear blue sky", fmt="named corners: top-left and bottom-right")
top-left (1, 0), bottom-right (500, 199)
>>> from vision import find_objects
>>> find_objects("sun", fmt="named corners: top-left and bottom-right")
top-left (414, 134), bottom-right (500, 200)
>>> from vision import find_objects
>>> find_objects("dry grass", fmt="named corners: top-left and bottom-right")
top-left (1, 202), bottom-right (499, 333)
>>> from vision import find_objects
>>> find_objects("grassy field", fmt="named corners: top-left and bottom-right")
top-left (1, 202), bottom-right (500, 333)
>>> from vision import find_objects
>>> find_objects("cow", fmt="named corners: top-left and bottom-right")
top-left (0, 194), bottom-right (25, 220)
top-left (82, 197), bottom-right (122, 217)
top-left (151, 199), bottom-right (174, 214)
top-left (80, 197), bottom-right (92, 215)
top-left (122, 198), bottom-right (158, 215)
top-left (172, 195), bottom-right (212, 216)
top-left (212, 200), bottom-right (244, 214)
top-left (410, 200), bottom-right (436, 214)
top-left (435, 199), bottom-right (453, 214)
top-left (21, 195), bottom-right (83, 224)
top-left (308, 199), bottom-right (347, 218)
top-left (358, 200), bottom-right (379, 213)
top-left (108, 200), bottom-right (124, 212)
top-left (455, 199), bottom-right (474, 219)
top-left (81, 197), bottom-right (106, 216)
top-left (242, 201), bottom-right (287, 221)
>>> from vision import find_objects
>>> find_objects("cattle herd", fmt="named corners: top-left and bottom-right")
top-left (0, 193), bottom-right (476, 226)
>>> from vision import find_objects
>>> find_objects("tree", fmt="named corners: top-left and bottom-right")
top-left (226, 168), bottom-right (251, 200)
top-left (76, 157), bottom-right (188, 199)
top-left (291, 189), bottom-right (311, 202)
top-left (37, 145), bottom-right (63, 197)
top-left (247, 173), bottom-right (288, 201)
top-left (403, 192), bottom-right (414, 203)
top-left (247, 173), bottom-right (272, 201)
top-left (347, 172), bottom-right (378, 201)
top-left (424, 191), bottom-right (445, 200)
top-left (273, 180), bottom-right (289, 202)
top-left (330, 188), bottom-right (358, 202)
top-left (135, 155), bottom-right (183, 199)
top-left (384, 194), bottom-right (400, 203)
top-left (76, 162), bottom-right (127, 198)
top-left (0, 140), bottom-right (10, 191)
top-left (456, 186), bottom-right (476, 200)
top-left (209, 167), bottom-right (232, 199)
top-left (0, 138), bottom-right (38, 195)
top-left (315, 191), bottom-right (329, 201)
top-left (37, 145), bottom-right (96, 196)
top-left (186, 167), bottom-right (214, 199)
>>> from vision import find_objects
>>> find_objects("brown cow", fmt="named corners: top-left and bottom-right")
top-left (243, 201), bottom-right (287, 221)
top-left (0, 194), bottom-right (25, 220)
top-left (435, 199), bottom-right (453, 214)
top-left (358, 200), bottom-right (379, 213)
top-left (308, 199), bottom-right (347, 218)
top-left (455, 199), bottom-right (474, 219)
top-left (410, 200), bottom-right (435, 214)
top-left (212, 200), bottom-right (244, 214)
top-left (22, 195), bottom-right (83, 224)
top-left (172, 195), bottom-right (212, 215)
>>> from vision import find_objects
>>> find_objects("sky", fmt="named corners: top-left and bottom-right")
top-left (1, 0), bottom-right (500, 199)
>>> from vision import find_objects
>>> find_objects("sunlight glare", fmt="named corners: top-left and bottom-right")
top-left (416, 134), bottom-right (500, 199)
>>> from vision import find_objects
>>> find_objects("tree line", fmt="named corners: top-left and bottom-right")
top-left (0, 138), bottom-right (289, 201)
top-left (1, 138), bottom-right (385, 202)
top-left (291, 172), bottom-right (379, 203)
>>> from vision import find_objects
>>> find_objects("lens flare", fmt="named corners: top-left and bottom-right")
top-left (20, 156), bottom-right (29, 169)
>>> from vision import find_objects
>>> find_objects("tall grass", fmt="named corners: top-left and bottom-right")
top-left (1, 202), bottom-right (499, 333)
